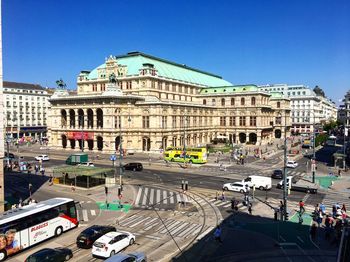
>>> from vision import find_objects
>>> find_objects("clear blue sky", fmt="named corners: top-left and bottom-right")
top-left (3, 0), bottom-right (350, 104)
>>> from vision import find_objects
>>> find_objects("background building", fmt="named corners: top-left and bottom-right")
top-left (3, 81), bottom-right (50, 140)
top-left (259, 84), bottom-right (337, 135)
top-left (49, 52), bottom-right (290, 153)
top-left (340, 90), bottom-right (350, 128)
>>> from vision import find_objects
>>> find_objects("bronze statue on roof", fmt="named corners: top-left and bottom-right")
top-left (55, 78), bottom-right (67, 89)
top-left (109, 73), bottom-right (118, 84)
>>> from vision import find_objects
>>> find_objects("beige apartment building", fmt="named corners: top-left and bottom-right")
top-left (48, 52), bottom-right (290, 153)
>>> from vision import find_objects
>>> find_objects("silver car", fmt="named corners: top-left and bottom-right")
top-left (104, 252), bottom-right (147, 262)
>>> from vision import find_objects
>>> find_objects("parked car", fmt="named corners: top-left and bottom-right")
top-left (78, 162), bottom-right (95, 167)
top-left (105, 252), bottom-right (147, 262)
top-left (123, 162), bottom-right (143, 171)
top-left (286, 160), bottom-right (298, 168)
top-left (35, 154), bottom-right (50, 161)
top-left (222, 182), bottom-right (247, 193)
top-left (76, 225), bottom-right (116, 248)
top-left (92, 231), bottom-right (136, 258)
top-left (25, 248), bottom-right (73, 262)
top-left (271, 169), bottom-right (283, 179)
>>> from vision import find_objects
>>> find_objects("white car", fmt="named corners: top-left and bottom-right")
top-left (286, 160), bottom-right (298, 168)
top-left (35, 155), bottom-right (50, 161)
top-left (92, 231), bottom-right (136, 258)
top-left (223, 182), bottom-right (247, 193)
top-left (78, 162), bottom-right (95, 167)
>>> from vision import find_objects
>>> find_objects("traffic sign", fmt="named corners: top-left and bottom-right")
top-left (110, 154), bottom-right (117, 161)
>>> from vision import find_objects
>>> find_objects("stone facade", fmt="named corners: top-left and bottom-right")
top-left (49, 52), bottom-right (290, 153)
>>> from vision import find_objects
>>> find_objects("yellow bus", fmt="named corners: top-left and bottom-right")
top-left (163, 147), bottom-right (207, 164)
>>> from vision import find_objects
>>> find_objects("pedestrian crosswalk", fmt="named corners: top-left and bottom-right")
top-left (76, 200), bottom-right (98, 224)
top-left (209, 198), bottom-right (246, 210)
top-left (320, 191), bottom-right (350, 213)
top-left (134, 187), bottom-right (190, 210)
top-left (117, 214), bottom-right (214, 239)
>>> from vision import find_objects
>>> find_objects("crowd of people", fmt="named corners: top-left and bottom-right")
top-left (310, 202), bottom-right (348, 246)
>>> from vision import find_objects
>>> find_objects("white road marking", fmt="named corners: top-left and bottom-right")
top-left (196, 226), bottom-right (214, 240)
top-left (170, 222), bottom-right (189, 235)
top-left (149, 188), bottom-right (154, 205)
top-left (135, 188), bottom-right (142, 206)
top-left (90, 210), bottom-right (96, 216)
top-left (129, 216), bottom-right (153, 228)
top-left (163, 190), bottom-right (167, 204)
top-left (142, 188), bottom-right (149, 206)
top-left (82, 210), bottom-right (88, 222)
top-left (169, 192), bottom-right (175, 204)
top-left (156, 189), bottom-right (161, 204)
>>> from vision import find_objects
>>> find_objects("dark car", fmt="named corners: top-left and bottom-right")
top-left (4, 152), bottom-right (15, 159)
top-left (76, 225), bottom-right (116, 248)
top-left (124, 162), bottom-right (143, 171)
top-left (25, 248), bottom-right (73, 262)
top-left (271, 169), bottom-right (283, 179)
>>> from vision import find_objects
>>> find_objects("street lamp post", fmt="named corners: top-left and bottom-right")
top-left (310, 111), bottom-right (316, 184)
top-left (282, 113), bottom-right (288, 221)
top-left (118, 115), bottom-right (123, 196)
top-left (80, 115), bottom-right (84, 153)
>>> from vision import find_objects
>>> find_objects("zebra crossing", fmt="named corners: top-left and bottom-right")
top-left (321, 191), bottom-right (350, 212)
top-left (77, 200), bottom-right (98, 224)
top-left (209, 198), bottom-right (246, 210)
top-left (117, 214), bottom-right (214, 239)
top-left (287, 170), bottom-right (306, 178)
top-left (134, 187), bottom-right (190, 210)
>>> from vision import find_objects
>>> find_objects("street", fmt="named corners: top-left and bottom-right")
top-left (3, 143), bottom-right (342, 261)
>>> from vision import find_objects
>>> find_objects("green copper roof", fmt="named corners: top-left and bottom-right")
top-left (87, 52), bottom-right (232, 87)
top-left (270, 92), bottom-right (284, 98)
top-left (199, 85), bottom-right (259, 94)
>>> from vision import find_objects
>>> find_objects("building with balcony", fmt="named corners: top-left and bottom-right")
top-left (3, 81), bottom-right (51, 139)
top-left (259, 84), bottom-right (337, 135)
top-left (48, 52), bottom-right (290, 153)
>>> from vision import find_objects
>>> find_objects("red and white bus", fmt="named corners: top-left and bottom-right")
top-left (0, 198), bottom-right (78, 261)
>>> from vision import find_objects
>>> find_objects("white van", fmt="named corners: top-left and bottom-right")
top-left (242, 175), bottom-right (272, 190)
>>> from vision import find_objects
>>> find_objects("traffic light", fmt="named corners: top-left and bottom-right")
top-left (105, 186), bottom-right (108, 195)
top-left (185, 181), bottom-right (188, 191)
top-left (118, 187), bottom-right (122, 196)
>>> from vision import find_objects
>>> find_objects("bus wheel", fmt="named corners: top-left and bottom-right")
top-left (55, 226), bottom-right (63, 237)
top-left (170, 158), bottom-right (174, 162)
top-left (0, 250), bottom-right (7, 261)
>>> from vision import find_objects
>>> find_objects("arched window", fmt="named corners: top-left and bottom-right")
top-left (241, 97), bottom-right (245, 106)
top-left (203, 99), bottom-right (207, 105)
top-left (251, 97), bottom-right (256, 105)
top-left (277, 102), bottom-right (281, 108)
top-left (212, 99), bottom-right (216, 105)
top-left (221, 98), bottom-right (225, 106)
top-left (231, 98), bottom-right (235, 106)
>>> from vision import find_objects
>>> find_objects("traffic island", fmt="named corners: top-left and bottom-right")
top-left (52, 166), bottom-right (114, 188)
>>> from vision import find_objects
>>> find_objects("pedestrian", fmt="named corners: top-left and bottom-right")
top-left (338, 169), bottom-right (342, 177)
top-left (342, 204), bottom-right (347, 213)
top-left (216, 191), bottom-right (219, 200)
top-left (320, 203), bottom-right (326, 215)
top-left (299, 200), bottom-right (305, 214)
top-left (310, 223), bottom-right (317, 240)
top-left (213, 226), bottom-right (223, 243)
top-left (221, 190), bottom-right (226, 202)
top-left (71, 182), bottom-right (75, 192)
top-left (28, 183), bottom-right (33, 196)
top-left (248, 203), bottom-right (252, 215)
top-left (316, 211), bottom-right (323, 227)
top-left (49, 174), bottom-right (53, 186)
top-left (35, 165), bottom-right (39, 175)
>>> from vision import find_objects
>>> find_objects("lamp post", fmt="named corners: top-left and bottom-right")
top-left (118, 114), bottom-right (123, 196)
top-left (80, 115), bottom-right (84, 153)
top-left (282, 113), bottom-right (288, 221)
top-left (308, 110), bottom-right (316, 184)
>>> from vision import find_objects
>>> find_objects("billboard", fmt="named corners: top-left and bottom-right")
top-left (67, 132), bottom-right (94, 140)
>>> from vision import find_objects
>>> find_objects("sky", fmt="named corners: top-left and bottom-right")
top-left (3, 0), bottom-right (350, 104)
